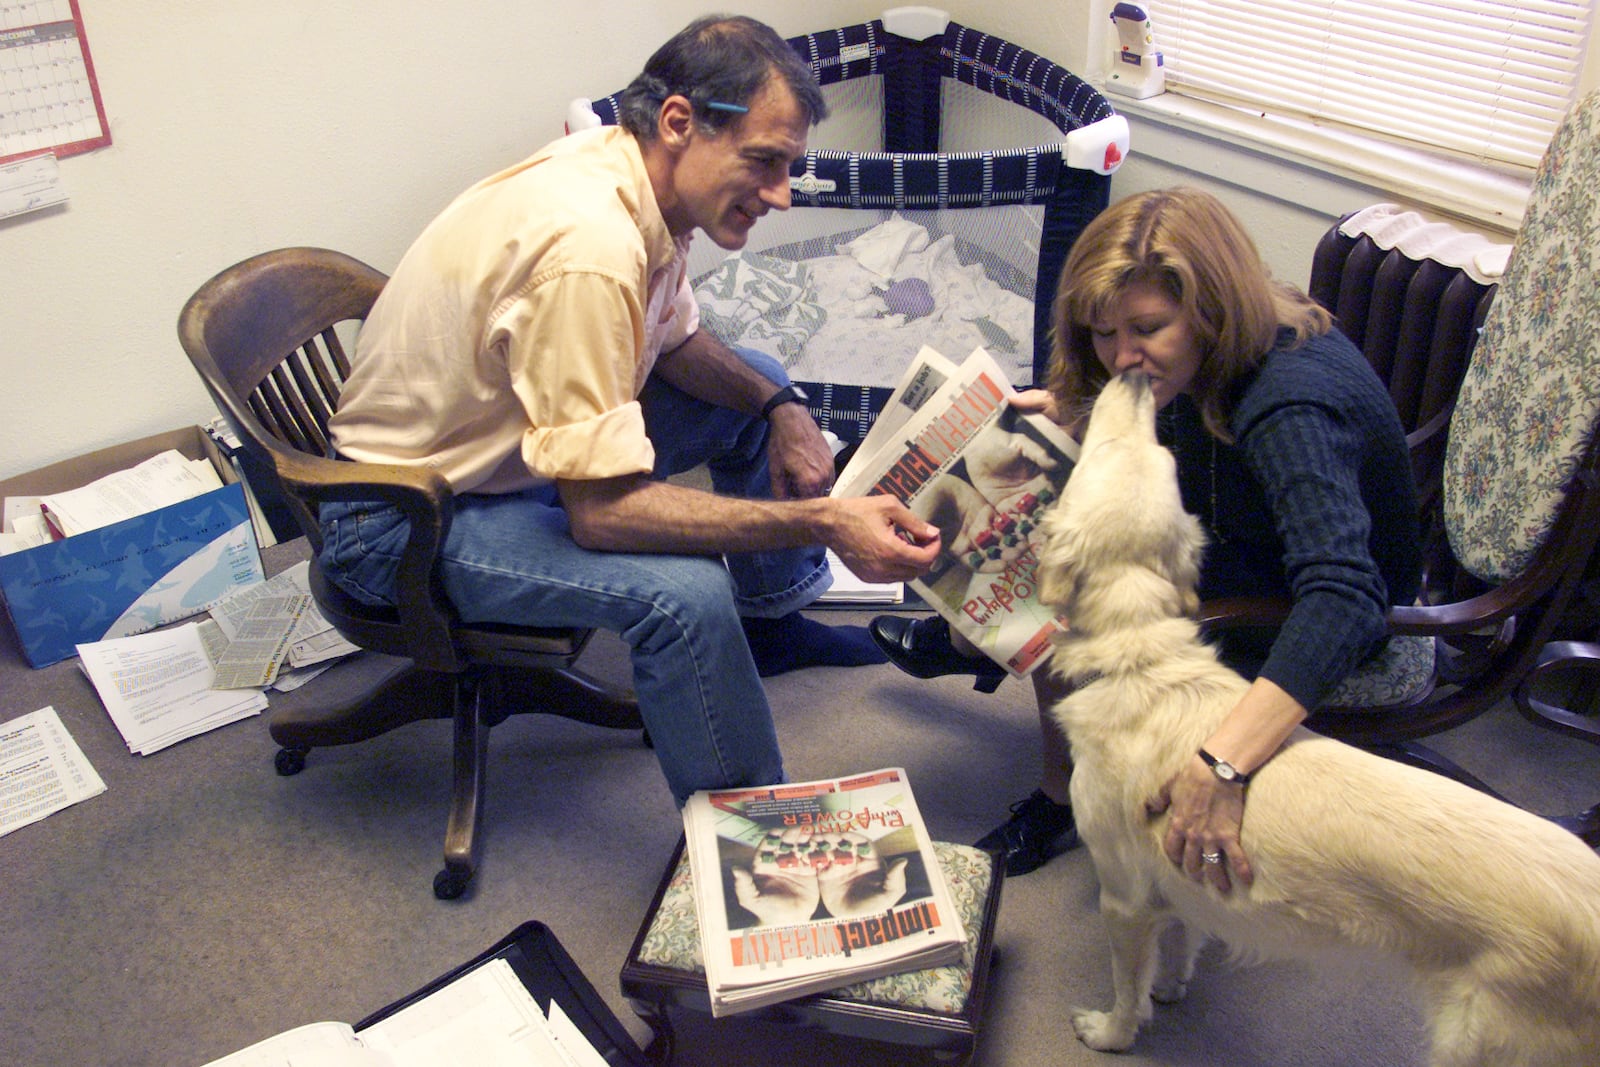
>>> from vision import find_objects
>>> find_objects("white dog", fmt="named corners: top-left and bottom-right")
top-left (1036, 369), bottom-right (1600, 1067)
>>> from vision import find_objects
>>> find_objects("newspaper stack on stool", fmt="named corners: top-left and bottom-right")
top-left (620, 769), bottom-right (1004, 1064)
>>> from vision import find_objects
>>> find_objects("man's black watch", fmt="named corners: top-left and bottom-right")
top-left (760, 384), bottom-right (810, 419)
top-left (1198, 748), bottom-right (1251, 787)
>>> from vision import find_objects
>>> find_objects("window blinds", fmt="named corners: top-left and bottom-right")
top-left (1145, 0), bottom-right (1595, 169)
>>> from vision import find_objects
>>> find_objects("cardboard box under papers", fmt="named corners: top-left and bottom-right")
top-left (0, 427), bottom-right (264, 668)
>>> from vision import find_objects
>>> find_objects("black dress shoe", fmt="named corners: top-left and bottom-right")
top-left (868, 615), bottom-right (1007, 693)
top-left (975, 789), bottom-right (1079, 876)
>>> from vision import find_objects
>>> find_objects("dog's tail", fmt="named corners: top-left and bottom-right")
top-left (1414, 826), bottom-right (1600, 1066)
top-left (1419, 950), bottom-right (1600, 1067)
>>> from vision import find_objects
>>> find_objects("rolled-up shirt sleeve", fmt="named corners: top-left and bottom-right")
top-left (492, 265), bottom-right (658, 482)
top-left (523, 401), bottom-right (653, 481)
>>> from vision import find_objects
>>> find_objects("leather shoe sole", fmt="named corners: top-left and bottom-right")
top-left (975, 790), bottom-right (1079, 876)
top-left (869, 615), bottom-right (1006, 693)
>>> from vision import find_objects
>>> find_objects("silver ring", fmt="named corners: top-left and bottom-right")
top-left (1201, 850), bottom-right (1223, 865)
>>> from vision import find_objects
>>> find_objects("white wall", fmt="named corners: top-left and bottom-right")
top-left (0, 0), bottom-right (1475, 479)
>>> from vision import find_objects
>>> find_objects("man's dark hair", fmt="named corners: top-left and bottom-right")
top-left (616, 15), bottom-right (828, 138)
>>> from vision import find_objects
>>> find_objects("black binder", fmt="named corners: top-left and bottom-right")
top-left (357, 921), bottom-right (650, 1066)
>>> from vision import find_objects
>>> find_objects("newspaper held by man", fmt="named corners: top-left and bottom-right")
top-left (834, 345), bottom-right (1078, 677)
top-left (682, 767), bottom-right (965, 1016)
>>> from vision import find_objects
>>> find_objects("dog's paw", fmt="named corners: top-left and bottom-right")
top-left (1150, 976), bottom-right (1188, 1004)
top-left (1071, 1008), bottom-right (1138, 1052)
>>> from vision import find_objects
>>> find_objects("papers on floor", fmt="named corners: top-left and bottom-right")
top-left (815, 549), bottom-right (905, 605)
top-left (0, 707), bottom-right (106, 838)
top-left (36, 448), bottom-right (223, 538)
top-left (226, 560), bottom-right (360, 691)
top-left (74, 560), bottom-right (361, 754)
top-left (207, 562), bottom-right (355, 689)
top-left (360, 957), bottom-right (610, 1067)
top-left (241, 560), bottom-right (361, 676)
top-left (77, 624), bottom-right (268, 755)
top-left (207, 591), bottom-right (308, 689)
top-left (201, 957), bottom-right (609, 1067)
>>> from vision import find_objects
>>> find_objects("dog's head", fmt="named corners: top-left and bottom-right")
top-left (1037, 371), bottom-right (1205, 632)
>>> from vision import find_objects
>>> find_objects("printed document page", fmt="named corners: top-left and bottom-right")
top-left (358, 958), bottom-right (599, 1067)
top-left (208, 590), bottom-right (311, 690)
top-left (196, 1020), bottom-right (383, 1067)
top-left (76, 625), bottom-right (266, 754)
top-left (37, 450), bottom-right (222, 537)
top-left (212, 561), bottom-right (359, 668)
top-left (0, 706), bottom-right (106, 837)
top-left (199, 958), bottom-right (610, 1066)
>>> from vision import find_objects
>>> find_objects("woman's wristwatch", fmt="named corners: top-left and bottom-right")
top-left (1198, 747), bottom-right (1251, 787)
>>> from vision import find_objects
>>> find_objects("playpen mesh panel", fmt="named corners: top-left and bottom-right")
top-left (691, 202), bottom-right (1045, 429)
top-left (590, 19), bottom-right (1114, 443)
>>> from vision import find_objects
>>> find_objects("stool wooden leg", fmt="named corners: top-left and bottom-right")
top-left (631, 999), bottom-right (676, 1065)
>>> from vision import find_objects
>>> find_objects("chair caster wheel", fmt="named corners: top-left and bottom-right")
top-left (275, 747), bottom-right (307, 776)
top-left (434, 866), bottom-right (472, 900)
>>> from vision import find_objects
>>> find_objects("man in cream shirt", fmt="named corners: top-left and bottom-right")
top-left (323, 16), bottom-right (940, 805)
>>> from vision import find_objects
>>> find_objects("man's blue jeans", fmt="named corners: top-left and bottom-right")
top-left (318, 349), bottom-right (828, 805)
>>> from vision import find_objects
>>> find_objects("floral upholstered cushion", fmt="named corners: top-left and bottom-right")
top-left (1443, 89), bottom-right (1600, 584)
top-left (633, 840), bottom-right (994, 1015)
top-left (1322, 633), bottom-right (1435, 709)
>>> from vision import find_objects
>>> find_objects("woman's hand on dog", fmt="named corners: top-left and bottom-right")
top-left (1150, 760), bottom-right (1253, 893)
top-left (1150, 678), bottom-right (1308, 892)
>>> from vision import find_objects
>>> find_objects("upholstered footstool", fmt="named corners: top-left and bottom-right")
top-left (620, 837), bottom-right (1003, 1064)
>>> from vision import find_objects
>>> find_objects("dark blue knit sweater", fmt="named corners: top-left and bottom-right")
top-left (1159, 328), bottom-right (1421, 709)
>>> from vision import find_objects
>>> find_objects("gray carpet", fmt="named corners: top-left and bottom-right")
top-left (3, 540), bottom-right (1597, 1067)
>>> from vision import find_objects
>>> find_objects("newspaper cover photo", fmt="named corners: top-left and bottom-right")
top-left (835, 346), bottom-right (1079, 677)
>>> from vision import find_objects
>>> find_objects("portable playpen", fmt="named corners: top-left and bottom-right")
top-left (573, 8), bottom-right (1126, 444)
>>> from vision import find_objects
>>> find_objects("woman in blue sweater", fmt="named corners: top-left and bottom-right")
top-left (872, 188), bottom-right (1421, 883)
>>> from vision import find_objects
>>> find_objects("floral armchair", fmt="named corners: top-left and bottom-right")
top-left (1201, 88), bottom-right (1600, 843)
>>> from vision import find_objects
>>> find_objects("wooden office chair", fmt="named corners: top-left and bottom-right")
top-left (1202, 89), bottom-right (1600, 845)
top-left (178, 247), bottom-right (642, 899)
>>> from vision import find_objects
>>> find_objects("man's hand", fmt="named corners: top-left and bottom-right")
top-left (827, 496), bottom-right (942, 583)
top-left (765, 403), bottom-right (836, 500)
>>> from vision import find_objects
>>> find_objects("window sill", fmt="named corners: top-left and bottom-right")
top-left (1108, 89), bottom-right (1530, 238)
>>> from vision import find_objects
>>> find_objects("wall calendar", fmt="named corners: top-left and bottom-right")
top-left (1, 0), bottom-right (110, 165)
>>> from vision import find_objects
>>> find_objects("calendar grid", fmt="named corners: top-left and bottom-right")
top-left (0, 0), bottom-right (111, 165)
